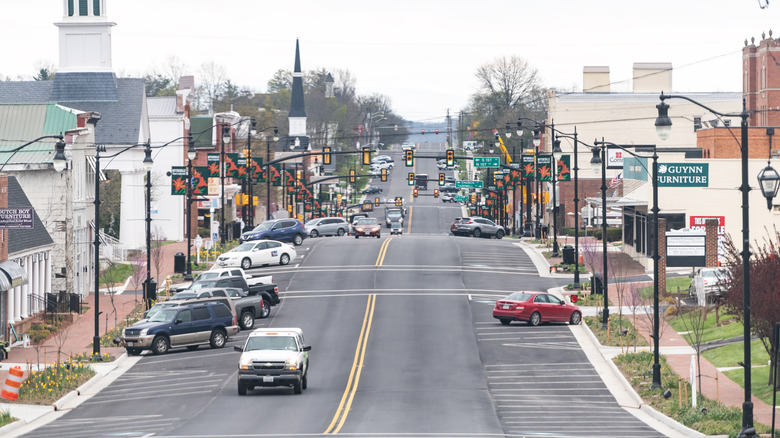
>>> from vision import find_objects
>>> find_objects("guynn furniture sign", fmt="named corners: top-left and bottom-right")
top-left (657, 163), bottom-right (709, 187)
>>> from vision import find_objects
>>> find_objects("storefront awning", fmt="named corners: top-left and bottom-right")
top-left (0, 261), bottom-right (27, 291)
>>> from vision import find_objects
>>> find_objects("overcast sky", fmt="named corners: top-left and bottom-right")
top-left (1, 0), bottom-right (778, 122)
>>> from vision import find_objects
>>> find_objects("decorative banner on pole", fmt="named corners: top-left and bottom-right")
top-left (170, 166), bottom-right (187, 195)
top-left (207, 153), bottom-right (220, 177)
top-left (522, 155), bottom-right (535, 181)
top-left (225, 153), bottom-right (240, 178)
top-left (270, 164), bottom-right (283, 186)
top-left (249, 158), bottom-right (263, 182)
top-left (236, 157), bottom-right (248, 180)
top-left (192, 167), bottom-right (210, 195)
top-left (537, 155), bottom-right (552, 181)
top-left (556, 155), bottom-right (571, 181)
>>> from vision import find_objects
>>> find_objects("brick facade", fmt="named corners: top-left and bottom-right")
top-left (705, 219), bottom-right (719, 267)
top-left (657, 217), bottom-right (667, 294)
top-left (743, 33), bottom-right (780, 127)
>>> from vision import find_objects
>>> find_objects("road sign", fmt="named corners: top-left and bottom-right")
top-left (473, 157), bottom-right (500, 167)
top-left (456, 180), bottom-right (484, 189)
top-left (453, 196), bottom-right (467, 202)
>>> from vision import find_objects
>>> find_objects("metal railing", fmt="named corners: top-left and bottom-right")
top-left (100, 230), bottom-right (130, 262)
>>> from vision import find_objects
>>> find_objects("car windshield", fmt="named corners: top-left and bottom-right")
top-left (305, 219), bottom-right (320, 226)
top-left (252, 222), bottom-right (273, 232)
top-left (170, 292), bottom-right (196, 300)
top-left (146, 303), bottom-right (173, 318)
top-left (387, 212), bottom-right (401, 218)
top-left (701, 269), bottom-right (727, 279)
top-left (505, 292), bottom-right (534, 302)
top-left (148, 308), bottom-right (178, 323)
top-left (195, 272), bottom-right (219, 281)
top-left (234, 243), bottom-right (255, 252)
top-left (245, 336), bottom-right (298, 351)
top-left (357, 219), bottom-right (377, 225)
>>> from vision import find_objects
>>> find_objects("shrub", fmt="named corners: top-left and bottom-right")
top-left (590, 227), bottom-right (622, 242)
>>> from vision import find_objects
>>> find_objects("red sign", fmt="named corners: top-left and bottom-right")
top-left (689, 216), bottom-right (725, 234)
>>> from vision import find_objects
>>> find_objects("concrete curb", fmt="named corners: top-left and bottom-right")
top-left (51, 390), bottom-right (77, 411)
top-left (576, 320), bottom-right (707, 438)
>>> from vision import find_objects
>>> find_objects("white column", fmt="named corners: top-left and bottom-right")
top-left (119, 169), bottom-right (146, 250)
top-left (8, 283), bottom-right (16, 323)
top-left (21, 255), bottom-right (31, 318)
top-left (37, 253), bottom-right (44, 314)
top-left (45, 252), bottom-right (52, 313)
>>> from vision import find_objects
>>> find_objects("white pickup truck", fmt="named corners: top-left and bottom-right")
top-left (234, 328), bottom-right (311, 395)
top-left (172, 267), bottom-right (272, 292)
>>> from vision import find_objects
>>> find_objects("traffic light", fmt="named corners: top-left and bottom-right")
top-left (337, 193), bottom-right (342, 204)
top-left (470, 193), bottom-right (476, 204)
top-left (287, 204), bottom-right (293, 214)
top-left (434, 189), bottom-right (439, 198)
top-left (405, 150), bottom-right (413, 167)
top-left (408, 172), bottom-right (415, 186)
top-left (362, 146), bottom-right (371, 165)
top-left (435, 129), bottom-right (439, 134)
top-left (381, 168), bottom-right (387, 182)
top-left (439, 173), bottom-right (445, 186)
top-left (296, 170), bottom-right (302, 181)
top-left (349, 169), bottom-right (356, 183)
top-left (413, 188), bottom-right (418, 198)
top-left (395, 196), bottom-right (403, 206)
top-left (446, 149), bottom-right (454, 166)
top-left (323, 146), bottom-right (331, 165)
top-left (421, 129), bottom-right (425, 135)
top-left (374, 197), bottom-right (380, 207)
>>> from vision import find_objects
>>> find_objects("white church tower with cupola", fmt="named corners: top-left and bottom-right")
top-left (56, 0), bottom-right (115, 73)
top-left (288, 39), bottom-right (307, 137)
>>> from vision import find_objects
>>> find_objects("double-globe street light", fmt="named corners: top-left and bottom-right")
top-left (592, 139), bottom-right (662, 389)
top-left (655, 93), bottom-right (779, 437)
top-left (93, 141), bottom-right (153, 357)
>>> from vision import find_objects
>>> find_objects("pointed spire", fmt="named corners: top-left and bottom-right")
top-left (289, 39), bottom-right (306, 118)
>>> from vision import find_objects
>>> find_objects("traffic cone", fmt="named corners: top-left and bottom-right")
top-left (1, 366), bottom-right (24, 401)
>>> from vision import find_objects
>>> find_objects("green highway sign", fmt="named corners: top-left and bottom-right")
top-left (453, 196), bottom-right (467, 202)
top-left (473, 157), bottom-right (500, 167)
top-left (456, 180), bottom-right (484, 189)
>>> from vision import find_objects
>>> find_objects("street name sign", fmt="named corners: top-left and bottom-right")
top-left (473, 157), bottom-right (500, 167)
top-left (456, 180), bottom-right (484, 189)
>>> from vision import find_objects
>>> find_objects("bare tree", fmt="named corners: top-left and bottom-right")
top-left (195, 61), bottom-right (228, 114)
top-left (151, 225), bottom-right (167, 286)
top-left (129, 256), bottom-right (145, 306)
top-left (676, 304), bottom-right (710, 394)
top-left (51, 317), bottom-right (70, 369)
top-left (624, 283), bottom-right (644, 352)
top-left (475, 55), bottom-right (543, 109)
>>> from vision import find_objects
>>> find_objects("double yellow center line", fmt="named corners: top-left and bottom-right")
top-left (325, 238), bottom-right (391, 434)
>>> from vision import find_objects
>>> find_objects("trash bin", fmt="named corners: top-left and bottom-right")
top-left (173, 252), bottom-right (185, 274)
top-left (562, 245), bottom-right (575, 265)
top-left (592, 273), bottom-right (603, 295)
top-left (233, 222), bottom-right (242, 240)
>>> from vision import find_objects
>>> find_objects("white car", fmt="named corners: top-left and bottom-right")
top-left (401, 142), bottom-right (415, 151)
top-left (217, 240), bottom-right (297, 269)
top-left (371, 155), bottom-right (393, 164)
top-left (370, 161), bottom-right (393, 171)
top-left (235, 328), bottom-right (311, 395)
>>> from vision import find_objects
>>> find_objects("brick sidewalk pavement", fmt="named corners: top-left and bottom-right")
top-left (609, 280), bottom-right (777, 428)
top-left (0, 240), bottom-right (190, 380)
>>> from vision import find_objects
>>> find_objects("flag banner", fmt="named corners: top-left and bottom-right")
top-left (522, 154), bottom-right (535, 180)
top-left (236, 157), bottom-right (248, 180)
top-left (610, 172), bottom-right (623, 189)
top-left (225, 153), bottom-right (240, 178)
top-left (170, 166), bottom-right (187, 195)
top-left (557, 155), bottom-right (571, 181)
top-left (207, 153), bottom-right (220, 177)
top-left (192, 167), bottom-right (210, 195)
top-left (270, 164), bottom-right (283, 186)
top-left (536, 155), bottom-right (552, 182)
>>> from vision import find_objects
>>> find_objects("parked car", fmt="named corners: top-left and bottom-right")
top-left (240, 219), bottom-right (306, 246)
top-left (456, 217), bottom-right (505, 239)
top-left (144, 296), bottom-right (237, 322)
top-left (493, 291), bottom-right (582, 326)
top-left (305, 217), bottom-right (349, 237)
top-left (170, 268), bottom-right (272, 293)
top-left (187, 276), bottom-right (280, 318)
top-left (354, 217), bottom-right (381, 239)
top-left (235, 327), bottom-right (311, 395)
top-left (217, 240), bottom-right (297, 269)
top-left (689, 267), bottom-right (729, 299)
top-left (120, 301), bottom-right (239, 355)
top-left (362, 186), bottom-right (383, 195)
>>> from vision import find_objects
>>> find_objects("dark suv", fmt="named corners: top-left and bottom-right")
top-left (120, 301), bottom-right (239, 355)
top-left (240, 219), bottom-right (306, 246)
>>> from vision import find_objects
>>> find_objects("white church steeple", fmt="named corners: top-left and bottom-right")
top-left (55, 0), bottom-right (116, 73)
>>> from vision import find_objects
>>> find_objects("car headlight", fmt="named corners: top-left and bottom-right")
top-left (239, 356), bottom-right (253, 370)
top-left (121, 328), bottom-right (126, 337)
top-left (139, 328), bottom-right (148, 337)
top-left (285, 357), bottom-right (298, 371)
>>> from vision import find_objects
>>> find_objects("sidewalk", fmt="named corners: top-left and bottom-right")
top-left (537, 238), bottom-right (777, 429)
top-left (0, 240), bottom-right (189, 381)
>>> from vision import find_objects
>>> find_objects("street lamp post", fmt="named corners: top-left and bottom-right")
top-left (551, 137), bottom-right (563, 257)
top-left (220, 124), bottom-right (231, 245)
top-left (93, 141), bottom-right (151, 357)
top-left (143, 143), bottom-right (154, 311)
top-left (595, 139), bottom-right (662, 389)
top-left (655, 93), bottom-right (772, 437)
top-left (184, 138), bottom-right (197, 281)
top-left (590, 142), bottom-right (609, 330)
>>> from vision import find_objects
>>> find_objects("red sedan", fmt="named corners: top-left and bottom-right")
top-left (493, 291), bottom-right (582, 326)
top-left (354, 218), bottom-right (381, 239)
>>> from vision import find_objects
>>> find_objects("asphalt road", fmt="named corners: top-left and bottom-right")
top-left (19, 142), bottom-right (668, 438)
